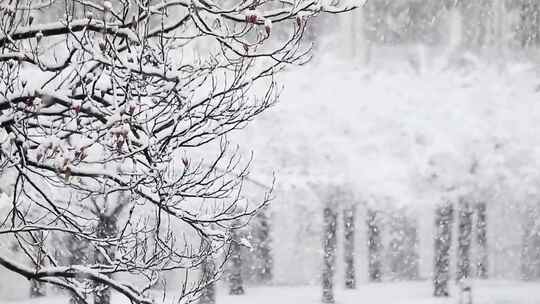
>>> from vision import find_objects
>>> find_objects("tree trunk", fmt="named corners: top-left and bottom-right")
top-left (255, 209), bottom-right (273, 284)
top-left (322, 206), bottom-right (337, 303)
top-left (367, 209), bottom-right (382, 282)
top-left (521, 222), bottom-right (532, 280)
top-left (434, 202), bottom-right (454, 297)
top-left (343, 206), bottom-right (356, 289)
top-left (94, 215), bottom-right (117, 304)
top-left (407, 219), bottom-right (420, 280)
top-left (67, 235), bottom-right (88, 304)
top-left (457, 200), bottom-right (473, 282)
top-left (519, 0), bottom-right (540, 47)
top-left (229, 226), bottom-right (245, 295)
top-left (199, 255), bottom-right (216, 304)
top-left (30, 231), bottom-right (46, 298)
top-left (520, 204), bottom-right (540, 280)
top-left (476, 202), bottom-right (488, 279)
top-left (520, 207), bottom-right (532, 280)
top-left (30, 280), bottom-right (46, 298)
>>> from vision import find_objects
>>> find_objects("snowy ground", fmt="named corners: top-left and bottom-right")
top-left (222, 281), bottom-right (540, 304)
top-left (2, 281), bottom-right (539, 304)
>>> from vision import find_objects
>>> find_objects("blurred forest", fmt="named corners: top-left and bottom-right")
top-left (3, 1), bottom-right (540, 303)
top-left (304, 0), bottom-right (540, 64)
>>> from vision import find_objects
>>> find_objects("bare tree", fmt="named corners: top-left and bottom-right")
top-left (520, 203), bottom-right (540, 280)
top-left (199, 239), bottom-right (217, 304)
top-left (30, 275), bottom-right (46, 297)
top-left (456, 199), bottom-right (472, 283)
top-left (29, 231), bottom-right (46, 298)
top-left (475, 202), bottom-right (488, 279)
top-left (367, 209), bottom-right (382, 282)
top-left (228, 220), bottom-right (245, 295)
top-left (199, 258), bottom-right (216, 304)
top-left (343, 205), bottom-right (355, 289)
top-left (93, 197), bottom-right (124, 304)
top-left (0, 1), bottom-right (361, 303)
top-left (518, 0), bottom-right (540, 47)
top-left (253, 207), bottom-right (272, 284)
top-left (65, 233), bottom-right (89, 304)
top-left (322, 205), bottom-right (337, 304)
top-left (434, 202), bottom-right (454, 297)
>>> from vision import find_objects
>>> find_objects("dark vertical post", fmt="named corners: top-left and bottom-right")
top-left (343, 206), bottom-right (356, 289)
top-left (434, 202), bottom-right (454, 297)
top-left (322, 206), bottom-right (337, 303)
top-left (367, 209), bottom-right (382, 282)
top-left (457, 200), bottom-right (473, 282)
top-left (476, 202), bottom-right (488, 279)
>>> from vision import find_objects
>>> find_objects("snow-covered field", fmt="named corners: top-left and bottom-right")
top-left (2, 281), bottom-right (539, 304)
top-left (221, 281), bottom-right (540, 304)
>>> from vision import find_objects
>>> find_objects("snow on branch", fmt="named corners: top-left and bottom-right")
top-left (0, 0), bottom-right (361, 302)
